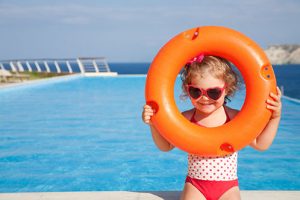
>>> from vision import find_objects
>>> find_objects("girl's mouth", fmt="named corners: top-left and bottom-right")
top-left (199, 102), bottom-right (213, 106)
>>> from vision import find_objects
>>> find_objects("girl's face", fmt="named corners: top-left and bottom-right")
top-left (188, 71), bottom-right (227, 114)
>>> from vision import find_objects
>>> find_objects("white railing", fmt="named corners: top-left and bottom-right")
top-left (0, 57), bottom-right (117, 76)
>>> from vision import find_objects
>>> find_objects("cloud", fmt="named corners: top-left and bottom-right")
top-left (0, 3), bottom-right (91, 25)
top-left (60, 16), bottom-right (91, 25)
top-left (0, 0), bottom-right (300, 61)
top-left (1, 1), bottom-right (298, 29)
top-left (0, 3), bottom-right (147, 23)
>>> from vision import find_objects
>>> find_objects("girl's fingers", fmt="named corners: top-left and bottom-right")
top-left (144, 105), bottom-right (152, 110)
top-left (267, 105), bottom-right (279, 110)
top-left (144, 115), bottom-right (152, 120)
top-left (145, 112), bottom-right (154, 117)
top-left (276, 86), bottom-right (282, 97)
top-left (142, 114), bottom-right (152, 124)
top-left (144, 107), bottom-right (154, 112)
top-left (142, 104), bottom-right (156, 124)
top-left (269, 87), bottom-right (282, 101)
top-left (143, 105), bottom-right (155, 113)
top-left (266, 99), bottom-right (280, 106)
top-left (270, 92), bottom-right (281, 102)
top-left (144, 119), bottom-right (151, 124)
top-left (142, 110), bottom-right (153, 118)
top-left (267, 88), bottom-right (282, 119)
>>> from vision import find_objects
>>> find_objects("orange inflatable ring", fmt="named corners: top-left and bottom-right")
top-left (145, 26), bottom-right (277, 156)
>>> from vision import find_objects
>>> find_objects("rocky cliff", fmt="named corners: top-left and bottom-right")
top-left (264, 45), bottom-right (300, 64)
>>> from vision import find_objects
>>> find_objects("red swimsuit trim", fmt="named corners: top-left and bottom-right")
top-left (185, 176), bottom-right (239, 200)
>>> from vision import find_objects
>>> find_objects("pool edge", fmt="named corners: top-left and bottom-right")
top-left (0, 74), bottom-right (83, 91)
top-left (0, 191), bottom-right (299, 200)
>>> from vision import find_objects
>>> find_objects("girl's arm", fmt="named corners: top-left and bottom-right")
top-left (250, 87), bottom-right (282, 151)
top-left (142, 105), bottom-right (174, 152)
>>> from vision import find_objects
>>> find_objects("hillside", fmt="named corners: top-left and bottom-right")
top-left (265, 45), bottom-right (300, 64)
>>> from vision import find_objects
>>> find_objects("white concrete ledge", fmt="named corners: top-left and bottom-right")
top-left (84, 72), bottom-right (118, 76)
top-left (282, 95), bottom-right (300, 104)
top-left (0, 74), bottom-right (82, 90)
top-left (0, 191), bottom-right (299, 200)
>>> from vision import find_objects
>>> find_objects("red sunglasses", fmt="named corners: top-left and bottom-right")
top-left (186, 84), bottom-right (226, 101)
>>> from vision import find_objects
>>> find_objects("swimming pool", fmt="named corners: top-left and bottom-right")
top-left (0, 76), bottom-right (299, 192)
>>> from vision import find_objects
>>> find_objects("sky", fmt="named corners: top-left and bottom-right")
top-left (0, 0), bottom-right (299, 62)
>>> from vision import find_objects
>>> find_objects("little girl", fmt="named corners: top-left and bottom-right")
top-left (142, 55), bottom-right (282, 200)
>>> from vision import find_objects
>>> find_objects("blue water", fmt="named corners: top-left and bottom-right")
top-left (109, 63), bottom-right (300, 100)
top-left (2, 61), bottom-right (299, 99)
top-left (273, 65), bottom-right (300, 99)
top-left (0, 76), bottom-right (299, 192)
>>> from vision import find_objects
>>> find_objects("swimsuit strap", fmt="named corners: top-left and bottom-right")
top-left (190, 107), bottom-right (231, 124)
top-left (190, 109), bottom-right (198, 123)
top-left (224, 107), bottom-right (231, 123)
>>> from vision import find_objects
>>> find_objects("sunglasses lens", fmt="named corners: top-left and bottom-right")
top-left (207, 88), bottom-right (222, 100)
top-left (188, 86), bottom-right (202, 99)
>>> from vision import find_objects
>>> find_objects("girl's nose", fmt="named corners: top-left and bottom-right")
top-left (199, 95), bottom-right (209, 101)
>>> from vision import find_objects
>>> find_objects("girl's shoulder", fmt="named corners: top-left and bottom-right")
top-left (182, 108), bottom-right (195, 120)
top-left (224, 106), bottom-right (239, 119)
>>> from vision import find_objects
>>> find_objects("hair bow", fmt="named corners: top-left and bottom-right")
top-left (186, 54), bottom-right (205, 64)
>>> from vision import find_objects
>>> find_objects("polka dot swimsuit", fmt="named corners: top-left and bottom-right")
top-left (187, 108), bottom-right (238, 181)
top-left (188, 153), bottom-right (238, 181)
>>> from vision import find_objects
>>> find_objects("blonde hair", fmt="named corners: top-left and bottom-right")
top-left (181, 56), bottom-right (240, 101)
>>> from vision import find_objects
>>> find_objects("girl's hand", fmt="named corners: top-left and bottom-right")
top-left (266, 87), bottom-right (282, 119)
top-left (142, 104), bottom-right (155, 125)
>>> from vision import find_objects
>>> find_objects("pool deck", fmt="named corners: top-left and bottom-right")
top-left (0, 191), bottom-right (299, 200)
top-left (0, 74), bottom-right (82, 89)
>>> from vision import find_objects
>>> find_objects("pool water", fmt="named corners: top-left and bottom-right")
top-left (0, 76), bottom-right (299, 192)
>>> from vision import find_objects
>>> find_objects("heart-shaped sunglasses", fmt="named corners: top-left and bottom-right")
top-left (186, 84), bottom-right (226, 101)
